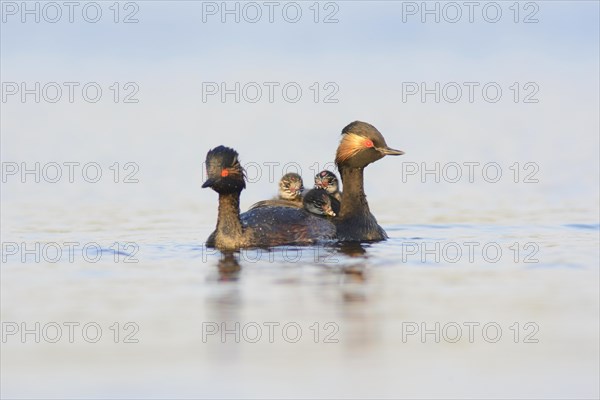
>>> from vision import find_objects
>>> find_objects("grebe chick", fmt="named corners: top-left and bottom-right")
top-left (314, 170), bottom-right (342, 202)
top-left (303, 188), bottom-right (338, 217)
top-left (202, 146), bottom-right (336, 250)
top-left (248, 172), bottom-right (305, 210)
top-left (278, 172), bottom-right (304, 202)
top-left (334, 121), bottom-right (404, 242)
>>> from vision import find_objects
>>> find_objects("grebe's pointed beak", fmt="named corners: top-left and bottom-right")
top-left (379, 146), bottom-right (404, 156)
top-left (202, 178), bottom-right (216, 188)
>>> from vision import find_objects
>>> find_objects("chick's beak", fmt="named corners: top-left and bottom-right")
top-left (202, 178), bottom-right (216, 188)
top-left (378, 146), bottom-right (405, 156)
top-left (324, 205), bottom-right (336, 217)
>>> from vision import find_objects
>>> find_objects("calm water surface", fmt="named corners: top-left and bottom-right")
top-left (1, 202), bottom-right (598, 399)
top-left (2, 2), bottom-right (599, 396)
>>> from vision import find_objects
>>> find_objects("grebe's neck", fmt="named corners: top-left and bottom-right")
top-left (216, 192), bottom-right (244, 239)
top-left (335, 166), bottom-right (388, 242)
top-left (339, 167), bottom-right (370, 218)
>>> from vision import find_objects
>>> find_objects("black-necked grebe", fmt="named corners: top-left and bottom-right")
top-left (278, 172), bottom-right (304, 202)
top-left (314, 170), bottom-right (342, 202)
top-left (302, 188), bottom-right (337, 217)
top-left (250, 182), bottom-right (339, 217)
top-left (313, 170), bottom-right (342, 217)
top-left (333, 121), bottom-right (404, 242)
top-left (248, 172), bottom-right (305, 210)
top-left (202, 146), bottom-right (335, 250)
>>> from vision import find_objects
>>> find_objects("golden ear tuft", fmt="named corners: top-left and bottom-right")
top-left (335, 133), bottom-right (371, 164)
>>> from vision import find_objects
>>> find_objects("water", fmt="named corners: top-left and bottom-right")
top-left (2, 0), bottom-right (599, 398)
top-left (1, 201), bottom-right (598, 398)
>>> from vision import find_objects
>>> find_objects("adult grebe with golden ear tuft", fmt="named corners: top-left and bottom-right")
top-left (202, 146), bottom-right (336, 250)
top-left (334, 121), bottom-right (404, 242)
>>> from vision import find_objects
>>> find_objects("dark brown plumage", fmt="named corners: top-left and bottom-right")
top-left (203, 146), bottom-right (336, 250)
top-left (302, 188), bottom-right (338, 217)
top-left (333, 121), bottom-right (404, 242)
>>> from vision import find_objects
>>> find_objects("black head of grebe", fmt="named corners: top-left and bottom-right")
top-left (335, 121), bottom-right (404, 169)
top-left (202, 145), bottom-right (246, 194)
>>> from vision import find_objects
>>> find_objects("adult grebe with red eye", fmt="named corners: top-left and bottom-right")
top-left (202, 121), bottom-right (403, 247)
top-left (334, 121), bottom-right (404, 241)
top-left (202, 146), bottom-right (335, 249)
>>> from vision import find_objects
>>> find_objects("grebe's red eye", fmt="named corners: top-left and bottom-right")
top-left (221, 169), bottom-right (229, 177)
top-left (365, 139), bottom-right (374, 148)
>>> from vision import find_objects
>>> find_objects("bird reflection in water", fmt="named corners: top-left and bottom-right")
top-left (212, 243), bottom-right (370, 285)
top-left (337, 242), bottom-right (369, 285)
top-left (206, 252), bottom-right (242, 323)
top-left (334, 242), bottom-right (379, 350)
top-left (216, 252), bottom-right (241, 282)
